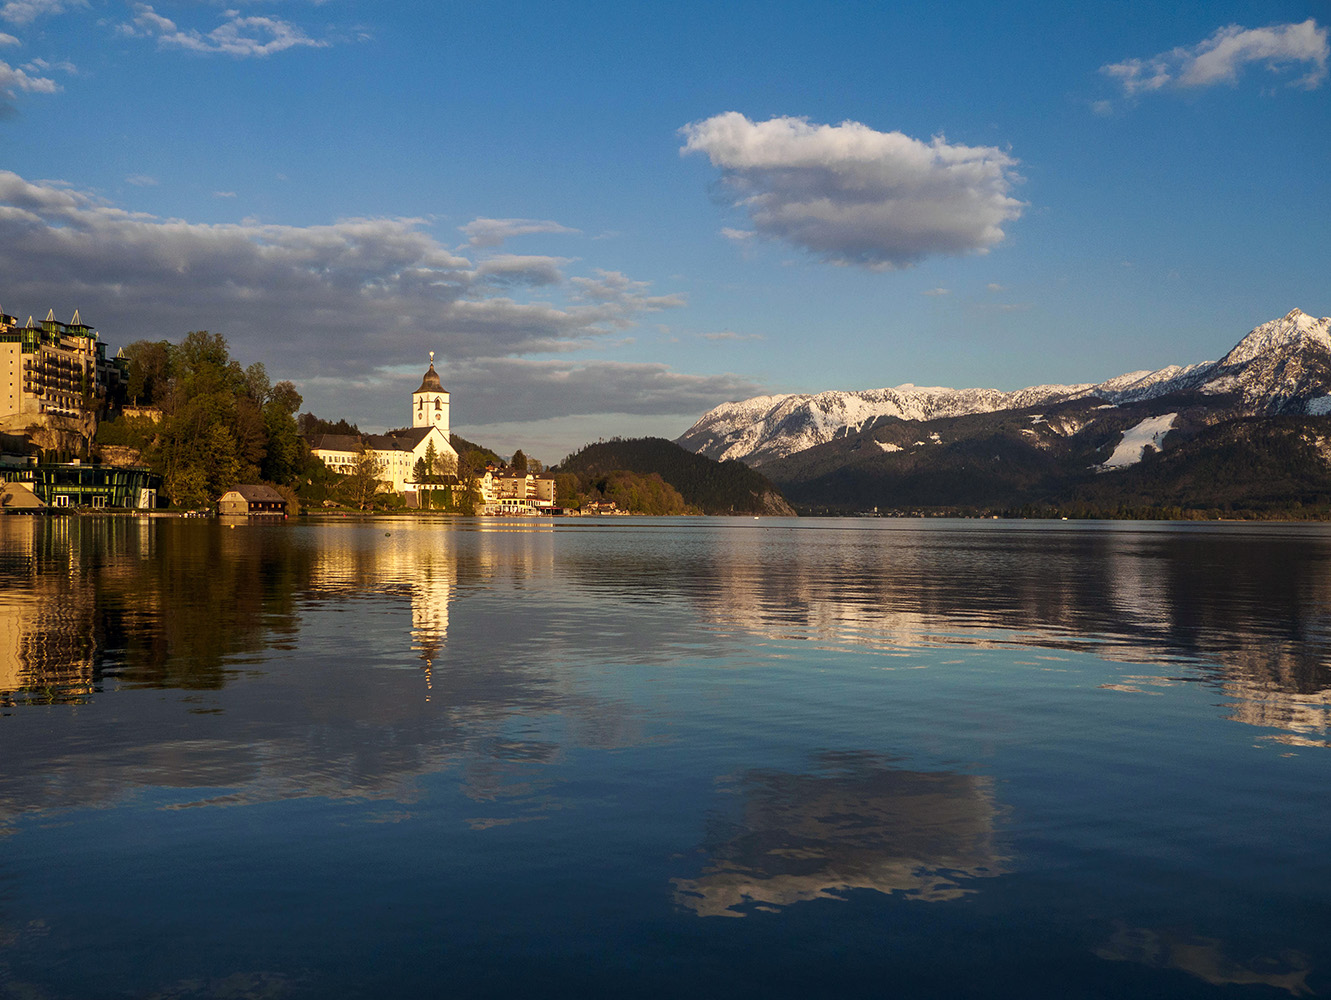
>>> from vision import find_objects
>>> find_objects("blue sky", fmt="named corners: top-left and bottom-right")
top-left (1, 0), bottom-right (1327, 462)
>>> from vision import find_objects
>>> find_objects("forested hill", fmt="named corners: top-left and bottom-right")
top-left (557, 438), bottom-right (795, 516)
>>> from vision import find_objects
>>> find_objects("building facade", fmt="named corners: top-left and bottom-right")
top-left (1, 308), bottom-right (124, 423)
top-left (0, 459), bottom-right (157, 509)
top-left (308, 356), bottom-right (459, 497)
top-left (477, 470), bottom-right (557, 514)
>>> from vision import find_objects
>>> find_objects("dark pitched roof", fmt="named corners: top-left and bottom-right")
top-left (415, 362), bottom-right (445, 394)
top-left (309, 433), bottom-right (362, 452)
top-left (224, 484), bottom-right (285, 502)
top-left (364, 433), bottom-right (416, 453)
top-left (387, 426), bottom-right (433, 447)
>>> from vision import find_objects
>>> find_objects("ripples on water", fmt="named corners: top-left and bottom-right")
top-left (1, 516), bottom-right (1329, 998)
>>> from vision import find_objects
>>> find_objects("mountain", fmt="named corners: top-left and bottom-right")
top-left (678, 309), bottom-right (1331, 467)
top-left (557, 437), bottom-right (795, 515)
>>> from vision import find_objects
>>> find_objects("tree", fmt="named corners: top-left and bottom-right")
top-left (121, 340), bottom-right (174, 406)
top-left (424, 439), bottom-right (439, 480)
top-left (456, 474), bottom-right (483, 516)
top-left (511, 449), bottom-right (528, 473)
top-left (341, 444), bottom-right (386, 510)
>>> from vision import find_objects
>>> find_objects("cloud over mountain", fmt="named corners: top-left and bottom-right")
top-left (1103, 19), bottom-right (1328, 96)
top-left (680, 112), bottom-right (1024, 270)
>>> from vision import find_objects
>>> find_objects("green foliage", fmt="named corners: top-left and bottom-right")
top-left (451, 434), bottom-right (501, 470)
top-left (510, 449), bottom-right (528, 473)
top-left (121, 339), bottom-right (173, 406)
top-left (112, 331), bottom-right (310, 506)
top-left (298, 413), bottom-right (360, 437)
top-left (456, 475), bottom-right (483, 516)
top-left (94, 415), bottom-right (158, 449)
top-left (597, 470), bottom-right (690, 514)
top-left (339, 445), bottom-right (387, 510)
top-left (557, 437), bottom-right (791, 515)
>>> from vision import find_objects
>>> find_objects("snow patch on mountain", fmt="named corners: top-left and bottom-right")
top-left (1100, 414), bottom-right (1177, 470)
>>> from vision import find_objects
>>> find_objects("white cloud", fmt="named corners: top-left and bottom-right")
top-left (1103, 19), bottom-right (1328, 96)
top-left (125, 173), bottom-right (158, 187)
top-left (680, 112), bottom-right (1024, 270)
top-left (459, 217), bottom-right (580, 248)
top-left (922, 287), bottom-right (950, 296)
top-left (120, 3), bottom-right (328, 58)
top-left (986, 282), bottom-right (1004, 292)
top-left (0, 31), bottom-right (18, 45)
top-left (0, 55), bottom-right (57, 113)
top-left (0, 170), bottom-right (708, 430)
top-left (720, 227), bottom-right (755, 242)
top-left (700, 330), bottom-right (763, 342)
top-left (22, 56), bottom-right (76, 76)
top-left (213, 190), bottom-right (237, 198)
top-left (0, 0), bottom-right (83, 26)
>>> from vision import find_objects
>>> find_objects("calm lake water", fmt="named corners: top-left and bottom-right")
top-left (2, 516), bottom-right (1329, 999)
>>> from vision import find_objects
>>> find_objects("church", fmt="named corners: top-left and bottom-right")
top-left (309, 354), bottom-right (459, 499)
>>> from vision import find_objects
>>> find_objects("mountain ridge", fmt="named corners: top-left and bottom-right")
top-left (678, 309), bottom-right (1331, 467)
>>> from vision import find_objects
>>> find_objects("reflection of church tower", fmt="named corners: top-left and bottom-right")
top-left (413, 351), bottom-right (450, 434)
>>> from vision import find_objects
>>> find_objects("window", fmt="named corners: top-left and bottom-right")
top-left (55, 494), bottom-right (70, 507)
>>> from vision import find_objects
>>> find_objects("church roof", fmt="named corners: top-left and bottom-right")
top-left (415, 362), bottom-right (446, 394)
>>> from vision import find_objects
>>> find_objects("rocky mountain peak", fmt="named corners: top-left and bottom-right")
top-left (678, 310), bottom-right (1331, 465)
top-left (1217, 309), bottom-right (1331, 369)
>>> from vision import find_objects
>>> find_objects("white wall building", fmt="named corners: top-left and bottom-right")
top-left (309, 355), bottom-right (459, 496)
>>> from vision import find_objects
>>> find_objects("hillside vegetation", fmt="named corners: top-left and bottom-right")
top-left (556, 437), bottom-right (795, 515)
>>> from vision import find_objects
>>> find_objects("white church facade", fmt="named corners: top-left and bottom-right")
top-left (309, 354), bottom-right (459, 498)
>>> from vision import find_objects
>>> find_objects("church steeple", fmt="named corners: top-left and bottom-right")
top-left (412, 351), bottom-right (450, 433)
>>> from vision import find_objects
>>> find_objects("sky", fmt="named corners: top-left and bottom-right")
top-left (0, 0), bottom-right (1328, 463)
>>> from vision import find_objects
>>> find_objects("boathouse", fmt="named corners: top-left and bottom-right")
top-left (219, 485), bottom-right (288, 517)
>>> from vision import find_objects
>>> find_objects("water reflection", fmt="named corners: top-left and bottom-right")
top-left (673, 752), bottom-right (1006, 917)
top-left (0, 518), bottom-right (644, 833)
top-left (556, 521), bottom-right (1331, 746)
top-left (1095, 924), bottom-right (1314, 996)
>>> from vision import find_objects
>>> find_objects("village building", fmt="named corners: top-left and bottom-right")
top-left (308, 354), bottom-right (459, 500)
top-left (219, 484), bottom-right (288, 517)
top-left (477, 469), bottom-right (557, 515)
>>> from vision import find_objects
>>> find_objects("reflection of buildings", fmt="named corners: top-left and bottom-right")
top-left (1223, 678), bottom-right (1331, 748)
top-left (1096, 924), bottom-right (1313, 996)
top-left (673, 753), bottom-right (1006, 917)
top-left (0, 518), bottom-right (100, 704)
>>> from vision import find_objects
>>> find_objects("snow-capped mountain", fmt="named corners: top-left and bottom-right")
top-left (678, 310), bottom-right (1331, 466)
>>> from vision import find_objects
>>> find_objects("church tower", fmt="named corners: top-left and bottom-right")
top-left (413, 352), bottom-right (450, 435)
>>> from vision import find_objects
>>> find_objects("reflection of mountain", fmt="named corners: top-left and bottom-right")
top-left (1096, 924), bottom-right (1313, 996)
top-left (673, 752), bottom-right (1006, 918)
top-left (560, 523), bottom-right (1331, 745)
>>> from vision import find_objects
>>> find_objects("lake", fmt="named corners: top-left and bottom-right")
top-left (2, 516), bottom-right (1329, 999)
